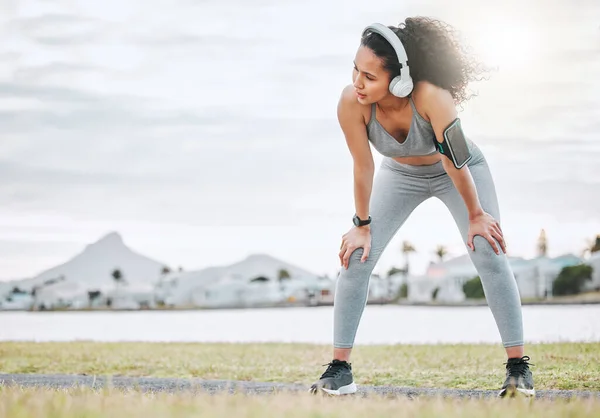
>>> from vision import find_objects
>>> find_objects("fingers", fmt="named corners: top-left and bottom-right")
top-left (495, 221), bottom-right (502, 233)
top-left (339, 245), bottom-right (370, 269)
top-left (499, 238), bottom-right (507, 254)
top-left (470, 232), bottom-right (506, 254)
top-left (485, 234), bottom-right (500, 255)
top-left (491, 228), bottom-right (506, 253)
top-left (338, 238), bottom-right (347, 265)
top-left (342, 248), bottom-right (352, 269)
top-left (361, 245), bottom-right (370, 263)
top-left (489, 222), bottom-right (506, 253)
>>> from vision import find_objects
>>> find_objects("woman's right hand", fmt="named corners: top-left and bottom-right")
top-left (339, 226), bottom-right (372, 269)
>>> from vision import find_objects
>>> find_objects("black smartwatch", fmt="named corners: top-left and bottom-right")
top-left (353, 214), bottom-right (371, 227)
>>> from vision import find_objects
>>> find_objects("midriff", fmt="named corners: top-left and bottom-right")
top-left (392, 154), bottom-right (442, 166)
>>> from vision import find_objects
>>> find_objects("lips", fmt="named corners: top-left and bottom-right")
top-left (356, 91), bottom-right (366, 98)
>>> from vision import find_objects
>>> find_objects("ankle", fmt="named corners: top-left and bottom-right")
top-left (505, 346), bottom-right (525, 359)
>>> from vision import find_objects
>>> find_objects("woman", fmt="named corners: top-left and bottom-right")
top-left (309, 17), bottom-right (534, 398)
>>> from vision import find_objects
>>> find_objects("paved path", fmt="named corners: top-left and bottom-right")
top-left (1, 373), bottom-right (598, 400)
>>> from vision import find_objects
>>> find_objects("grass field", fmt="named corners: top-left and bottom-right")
top-left (1, 386), bottom-right (599, 418)
top-left (1, 341), bottom-right (599, 391)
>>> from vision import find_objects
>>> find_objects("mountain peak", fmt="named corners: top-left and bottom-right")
top-left (13, 231), bottom-right (167, 292)
top-left (84, 231), bottom-right (125, 252)
top-left (98, 231), bottom-right (124, 244)
top-left (244, 253), bottom-right (275, 262)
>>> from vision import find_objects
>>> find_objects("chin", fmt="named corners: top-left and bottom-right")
top-left (356, 94), bottom-right (372, 104)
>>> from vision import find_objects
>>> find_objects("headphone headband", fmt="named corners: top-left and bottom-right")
top-left (361, 23), bottom-right (413, 97)
top-left (362, 23), bottom-right (409, 71)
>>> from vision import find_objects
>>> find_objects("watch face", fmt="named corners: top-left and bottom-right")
top-left (353, 216), bottom-right (359, 226)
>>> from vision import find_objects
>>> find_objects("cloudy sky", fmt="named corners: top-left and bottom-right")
top-left (1, 0), bottom-right (599, 281)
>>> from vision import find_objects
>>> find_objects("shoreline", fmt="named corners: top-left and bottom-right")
top-left (1, 298), bottom-right (599, 313)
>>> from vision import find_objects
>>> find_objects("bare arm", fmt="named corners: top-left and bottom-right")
top-left (420, 84), bottom-right (484, 220)
top-left (419, 82), bottom-right (505, 253)
top-left (337, 85), bottom-right (375, 224)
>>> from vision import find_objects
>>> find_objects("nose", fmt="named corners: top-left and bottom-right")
top-left (353, 75), bottom-right (363, 90)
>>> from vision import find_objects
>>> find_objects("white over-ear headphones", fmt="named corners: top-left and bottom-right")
top-left (362, 23), bottom-right (414, 98)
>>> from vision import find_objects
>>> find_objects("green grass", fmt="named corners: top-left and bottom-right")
top-left (1, 386), bottom-right (599, 418)
top-left (1, 342), bottom-right (599, 391)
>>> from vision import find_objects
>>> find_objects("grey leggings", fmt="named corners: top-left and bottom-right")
top-left (333, 144), bottom-right (524, 349)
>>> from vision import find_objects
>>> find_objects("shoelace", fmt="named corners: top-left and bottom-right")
top-left (320, 361), bottom-right (349, 379)
top-left (504, 355), bottom-right (534, 378)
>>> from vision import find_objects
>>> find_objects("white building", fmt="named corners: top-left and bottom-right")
top-left (583, 252), bottom-right (600, 291)
top-left (511, 254), bottom-right (583, 299)
top-left (405, 273), bottom-right (466, 303)
top-left (185, 273), bottom-right (335, 309)
top-left (33, 280), bottom-right (90, 310)
top-left (365, 274), bottom-right (392, 302)
top-left (410, 253), bottom-right (583, 302)
top-left (190, 274), bottom-right (283, 308)
top-left (0, 292), bottom-right (34, 310)
top-left (158, 254), bottom-right (332, 308)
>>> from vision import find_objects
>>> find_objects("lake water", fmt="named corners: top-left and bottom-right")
top-left (1, 305), bottom-right (598, 345)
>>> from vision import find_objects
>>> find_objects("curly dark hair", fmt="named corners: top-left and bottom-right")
top-left (361, 17), bottom-right (490, 104)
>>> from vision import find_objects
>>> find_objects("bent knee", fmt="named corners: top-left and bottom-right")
top-left (470, 235), bottom-right (507, 274)
top-left (339, 248), bottom-right (376, 277)
top-left (472, 235), bottom-right (502, 256)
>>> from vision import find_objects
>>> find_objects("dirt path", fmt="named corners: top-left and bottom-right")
top-left (1, 373), bottom-right (597, 400)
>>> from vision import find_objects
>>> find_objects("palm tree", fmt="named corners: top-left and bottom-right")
top-left (158, 266), bottom-right (171, 287)
top-left (278, 269), bottom-right (291, 293)
top-left (402, 240), bottom-right (416, 275)
top-left (386, 266), bottom-right (405, 277)
top-left (582, 235), bottom-right (600, 258)
top-left (592, 236), bottom-right (600, 253)
top-left (537, 229), bottom-right (548, 257)
top-left (112, 268), bottom-right (123, 283)
top-left (87, 290), bottom-right (102, 308)
top-left (111, 268), bottom-right (125, 299)
top-left (434, 245), bottom-right (448, 263)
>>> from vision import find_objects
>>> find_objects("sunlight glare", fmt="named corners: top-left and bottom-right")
top-left (470, 19), bottom-right (539, 71)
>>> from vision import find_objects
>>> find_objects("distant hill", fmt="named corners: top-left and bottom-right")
top-left (159, 253), bottom-right (322, 305)
top-left (7, 234), bottom-right (323, 302)
top-left (11, 232), bottom-right (169, 292)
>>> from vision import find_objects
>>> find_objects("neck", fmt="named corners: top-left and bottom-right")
top-left (376, 94), bottom-right (409, 113)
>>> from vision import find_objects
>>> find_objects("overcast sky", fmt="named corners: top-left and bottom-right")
top-left (1, 0), bottom-right (599, 281)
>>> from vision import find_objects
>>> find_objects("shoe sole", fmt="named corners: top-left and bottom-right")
top-left (498, 386), bottom-right (536, 398)
top-left (310, 382), bottom-right (357, 396)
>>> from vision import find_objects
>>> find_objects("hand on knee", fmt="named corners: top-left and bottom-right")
top-left (339, 249), bottom-right (376, 277)
top-left (467, 212), bottom-right (506, 254)
top-left (470, 235), bottom-right (503, 257)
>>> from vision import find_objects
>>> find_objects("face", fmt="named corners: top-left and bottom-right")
top-left (352, 45), bottom-right (391, 104)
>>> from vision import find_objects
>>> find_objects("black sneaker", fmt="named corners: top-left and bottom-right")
top-left (309, 359), bottom-right (357, 396)
top-left (498, 355), bottom-right (535, 398)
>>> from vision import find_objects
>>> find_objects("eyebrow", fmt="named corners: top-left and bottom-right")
top-left (353, 61), bottom-right (376, 78)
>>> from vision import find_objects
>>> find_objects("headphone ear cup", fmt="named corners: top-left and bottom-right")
top-left (389, 76), bottom-right (414, 98)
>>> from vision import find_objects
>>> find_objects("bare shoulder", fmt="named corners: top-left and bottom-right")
top-left (412, 81), bottom-right (459, 147)
top-left (338, 84), bottom-right (369, 125)
top-left (411, 81), bottom-right (455, 119)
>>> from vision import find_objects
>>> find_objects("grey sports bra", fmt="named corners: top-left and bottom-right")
top-left (366, 97), bottom-right (437, 158)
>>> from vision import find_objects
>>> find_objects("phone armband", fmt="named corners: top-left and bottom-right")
top-left (434, 118), bottom-right (472, 169)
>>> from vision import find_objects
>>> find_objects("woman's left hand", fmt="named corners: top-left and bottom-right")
top-left (467, 212), bottom-right (506, 254)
